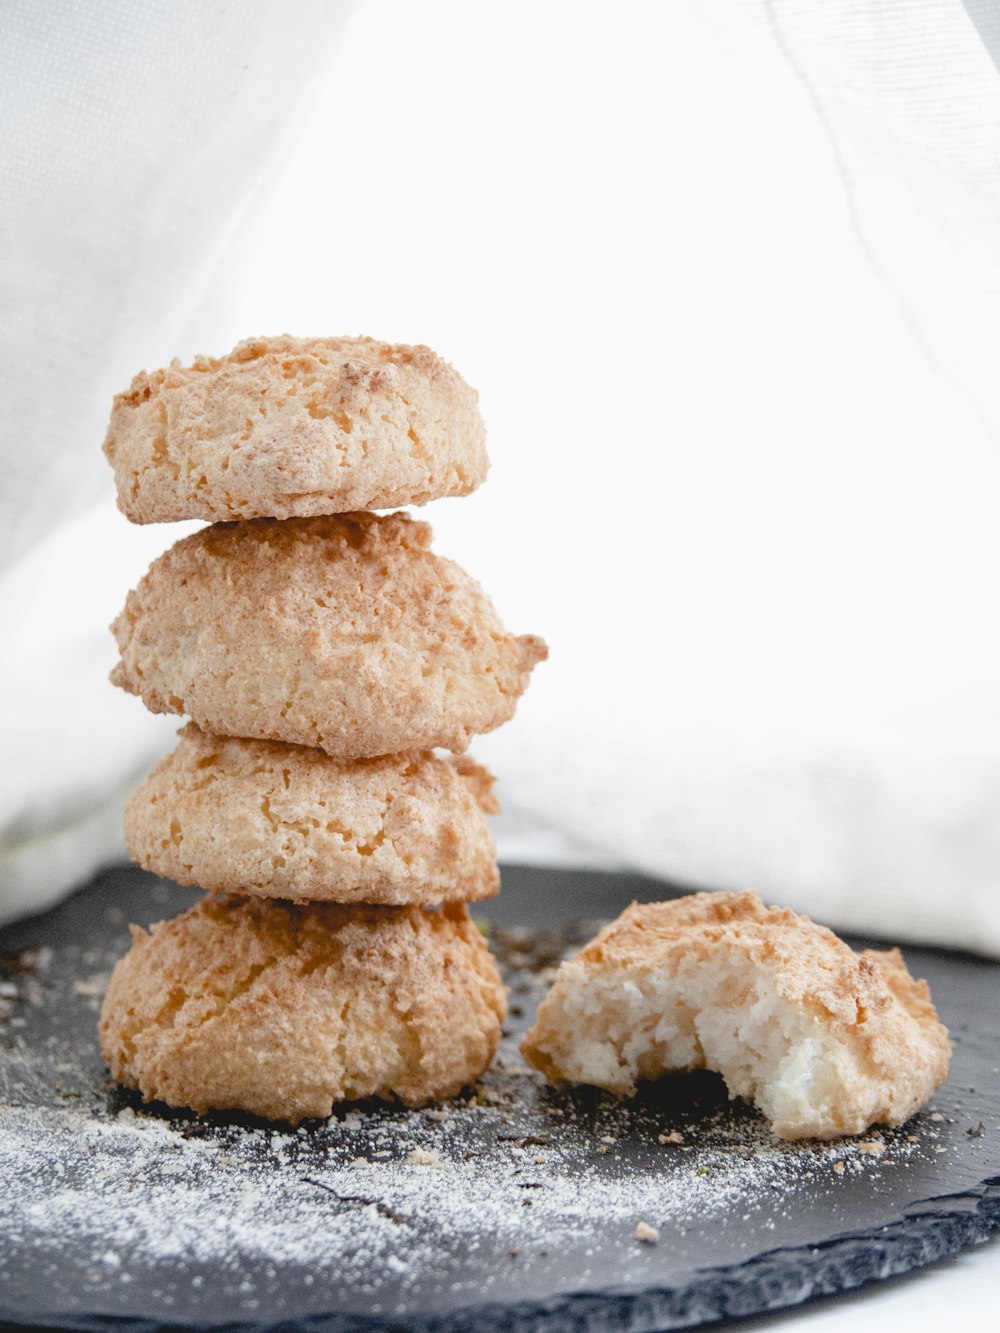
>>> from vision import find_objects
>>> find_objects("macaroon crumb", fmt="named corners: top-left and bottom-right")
top-left (407, 1147), bottom-right (442, 1167)
top-left (659, 1130), bottom-right (684, 1145)
top-left (857, 1138), bottom-right (885, 1156)
top-left (635, 1221), bottom-right (659, 1243)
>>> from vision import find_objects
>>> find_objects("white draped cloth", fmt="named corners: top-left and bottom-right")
top-left (3, 0), bottom-right (1000, 959)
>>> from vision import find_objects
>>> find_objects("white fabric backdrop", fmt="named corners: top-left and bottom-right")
top-left (3, 0), bottom-right (1000, 957)
top-left (0, 0), bottom-right (356, 915)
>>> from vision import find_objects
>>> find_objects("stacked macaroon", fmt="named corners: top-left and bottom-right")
top-left (98, 335), bottom-right (546, 1123)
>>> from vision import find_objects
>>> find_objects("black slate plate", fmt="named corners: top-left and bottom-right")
top-left (0, 864), bottom-right (998, 1333)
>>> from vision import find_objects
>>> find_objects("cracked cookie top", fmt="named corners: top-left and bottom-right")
top-left (99, 895), bottom-right (507, 1121)
top-left (103, 335), bottom-right (488, 524)
top-left (110, 511), bottom-right (547, 759)
top-left (125, 723), bottom-right (500, 906)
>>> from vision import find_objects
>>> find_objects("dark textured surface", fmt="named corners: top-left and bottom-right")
top-left (0, 864), bottom-right (998, 1332)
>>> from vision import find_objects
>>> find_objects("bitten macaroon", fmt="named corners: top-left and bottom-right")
top-left (522, 892), bottom-right (951, 1140)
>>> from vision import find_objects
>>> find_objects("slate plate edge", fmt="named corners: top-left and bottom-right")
top-left (4, 1179), bottom-right (998, 1333)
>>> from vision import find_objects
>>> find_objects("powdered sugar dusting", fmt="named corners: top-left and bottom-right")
top-left (0, 892), bottom-right (983, 1327)
top-left (0, 1080), bottom-right (931, 1318)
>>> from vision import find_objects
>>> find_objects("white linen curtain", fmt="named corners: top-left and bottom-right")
top-left (3, 0), bottom-right (1000, 956)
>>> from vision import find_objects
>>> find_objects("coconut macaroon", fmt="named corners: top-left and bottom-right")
top-left (110, 510), bottom-right (547, 760)
top-left (100, 896), bottom-right (507, 1122)
top-left (126, 724), bottom-right (500, 906)
top-left (521, 892), bottom-right (951, 1141)
top-left (103, 335), bottom-right (488, 524)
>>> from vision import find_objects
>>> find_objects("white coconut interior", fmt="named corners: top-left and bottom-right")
top-left (537, 951), bottom-right (877, 1139)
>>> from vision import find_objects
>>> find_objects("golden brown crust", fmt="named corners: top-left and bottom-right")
top-left (99, 896), bottom-right (507, 1121)
top-left (521, 892), bottom-right (951, 1139)
top-left (110, 511), bottom-right (547, 759)
top-left (125, 724), bottom-right (500, 905)
top-left (567, 893), bottom-right (904, 1027)
top-left (103, 335), bottom-right (488, 523)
